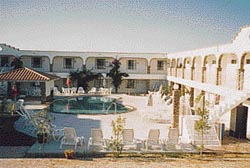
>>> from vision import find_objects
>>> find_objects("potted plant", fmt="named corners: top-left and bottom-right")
top-left (37, 120), bottom-right (49, 144)
top-left (64, 149), bottom-right (74, 159)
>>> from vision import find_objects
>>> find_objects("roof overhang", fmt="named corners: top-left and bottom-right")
top-left (0, 67), bottom-right (60, 82)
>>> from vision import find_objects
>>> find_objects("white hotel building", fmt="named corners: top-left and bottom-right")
top-left (167, 26), bottom-right (250, 142)
top-left (0, 26), bottom-right (250, 143)
top-left (0, 45), bottom-right (167, 95)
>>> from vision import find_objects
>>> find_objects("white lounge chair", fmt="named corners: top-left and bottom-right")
top-left (88, 128), bottom-right (108, 151)
top-left (71, 87), bottom-right (77, 94)
top-left (60, 127), bottom-right (84, 150)
top-left (144, 129), bottom-right (164, 151)
top-left (165, 128), bottom-right (180, 150)
top-left (53, 87), bottom-right (61, 95)
top-left (77, 87), bottom-right (85, 94)
top-left (88, 87), bottom-right (97, 94)
top-left (109, 87), bottom-right (113, 95)
top-left (122, 129), bottom-right (139, 150)
top-left (61, 87), bottom-right (66, 94)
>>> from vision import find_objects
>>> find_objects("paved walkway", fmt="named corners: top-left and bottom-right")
top-left (14, 94), bottom-right (196, 155)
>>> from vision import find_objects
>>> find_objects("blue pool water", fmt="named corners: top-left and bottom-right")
top-left (49, 96), bottom-right (129, 114)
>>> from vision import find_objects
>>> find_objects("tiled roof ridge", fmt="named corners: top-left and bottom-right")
top-left (24, 67), bottom-right (50, 81)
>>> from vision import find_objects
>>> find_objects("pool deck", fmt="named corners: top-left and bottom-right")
top-left (16, 94), bottom-right (197, 157)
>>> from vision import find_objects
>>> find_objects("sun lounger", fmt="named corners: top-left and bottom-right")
top-left (88, 128), bottom-right (108, 151)
top-left (144, 129), bottom-right (164, 151)
top-left (77, 87), bottom-right (85, 94)
top-left (60, 127), bottom-right (84, 150)
top-left (122, 129), bottom-right (139, 150)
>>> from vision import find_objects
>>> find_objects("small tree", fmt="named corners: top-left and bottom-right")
top-left (70, 66), bottom-right (102, 92)
top-left (109, 115), bottom-right (126, 157)
top-left (194, 94), bottom-right (211, 155)
top-left (107, 59), bottom-right (129, 93)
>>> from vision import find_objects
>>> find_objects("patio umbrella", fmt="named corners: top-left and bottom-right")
top-left (147, 93), bottom-right (153, 106)
top-left (12, 83), bottom-right (18, 101)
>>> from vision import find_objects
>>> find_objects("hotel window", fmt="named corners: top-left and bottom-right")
top-left (127, 60), bottom-right (136, 70)
top-left (246, 59), bottom-right (250, 64)
top-left (94, 79), bottom-right (102, 88)
top-left (157, 61), bottom-right (165, 70)
top-left (32, 57), bottom-right (42, 68)
top-left (126, 79), bottom-right (135, 89)
top-left (212, 60), bottom-right (216, 64)
top-left (231, 59), bottom-right (237, 64)
top-left (64, 58), bottom-right (73, 69)
top-left (96, 59), bottom-right (106, 69)
top-left (1, 57), bottom-right (9, 67)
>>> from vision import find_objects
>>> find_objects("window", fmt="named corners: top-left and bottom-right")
top-left (96, 59), bottom-right (105, 69)
top-left (127, 60), bottom-right (136, 70)
top-left (231, 59), bottom-right (237, 64)
top-left (32, 57), bottom-right (42, 68)
top-left (157, 61), bottom-right (165, 70)
top-left (246, 59), bottom-right (250, 64)
top-left (212, 60), bottom-right (216, 64)
top-left (94, 79), bottom-right (102, 88)
top-left (1, 57), bottom-right (9, 66)
top-left (126, 79), bottom-right (135, 89)
top-left (64, 58), bottom-right (73, 69)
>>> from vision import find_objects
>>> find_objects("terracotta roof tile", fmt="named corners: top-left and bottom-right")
top-left (0, 67), bottom-right (60, 81)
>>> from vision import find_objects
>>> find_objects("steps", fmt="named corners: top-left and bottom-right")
top-left (212, 91), bottom-right (250, 122)
top-left (183, 115), bottom-right (220, 146)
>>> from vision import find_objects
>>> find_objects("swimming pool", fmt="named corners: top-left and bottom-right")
top-left (49, 96), bottom-right (130, 114)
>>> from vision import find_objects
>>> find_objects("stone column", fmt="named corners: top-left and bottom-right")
top-left (169, 82), bottom-right (173, 96)
top-left (190, 87), bottom-right (194, 107)
top-left (173, 86), bottom-right (180, 128)
top-left (191, 67), bottom-right (195, 80)
top-left (182, 67), bottom-right (185, 79)
top-left (215, 67), bottom-right (222, 105)
top-left (175, 67), bottom-right (177, 77)
top-left (237, 69), bottom-right (244, 90)
top-left (202, 66), bottom-right (206, 83)
top-left (216, 67), bottom-right (222, 86)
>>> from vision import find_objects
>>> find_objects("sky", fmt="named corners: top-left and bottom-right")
top-left (0, 0), bottom-right (249, 53)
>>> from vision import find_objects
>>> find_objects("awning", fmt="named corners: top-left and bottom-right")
top-left (0, 67), bottom-right (60, 82)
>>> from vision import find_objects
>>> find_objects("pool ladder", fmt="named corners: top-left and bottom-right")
top-left (105, 102), bottom-right (117, 114)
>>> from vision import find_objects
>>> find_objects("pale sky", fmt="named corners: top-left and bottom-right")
top-left (0, 0), bottom-right (249, 53)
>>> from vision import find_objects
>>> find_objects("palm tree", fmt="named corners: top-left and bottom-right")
top-left (10, 57), bottom-right (23, 69)
top-left (107, 59), bottom-right (129, 93)
top-left (70, 66), bottom-right (102, 92)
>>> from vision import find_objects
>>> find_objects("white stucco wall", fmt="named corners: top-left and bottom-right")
top-left (119, 58), bottom-right (147, 74)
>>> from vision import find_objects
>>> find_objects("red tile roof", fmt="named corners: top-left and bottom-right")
top-left (0, 67), bottom-right (60, 81)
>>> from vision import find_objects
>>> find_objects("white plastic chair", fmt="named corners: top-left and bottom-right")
top-left (60, 127), bottom-right (84, 150)
top-left (88, 87), bottom-right (97, 94)
top-left (88, 128), bottom-right (108, 151)
top-left (53, 87), bottom-right (61, 95)
top-left (77, 87), bottom-right (85, 94)
top-left (122, 129), bottom-right (139, 150)
top-left (71, 87), bottom-right (77, 94)
top-left (144, 129), bottom-right (164, 151)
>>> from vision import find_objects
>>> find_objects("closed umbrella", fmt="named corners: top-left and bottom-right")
top-left (12, 83), bottom-right (18, 101)
top-left (147, 93), bottom-right (153, 106)
top-left (66, 76), bottom-right (72, 87)
top-left (66, 76), bottom-right (72, 94)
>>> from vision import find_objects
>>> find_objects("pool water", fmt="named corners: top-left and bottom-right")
top-left (49, 96), bottom-right (129, 114)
